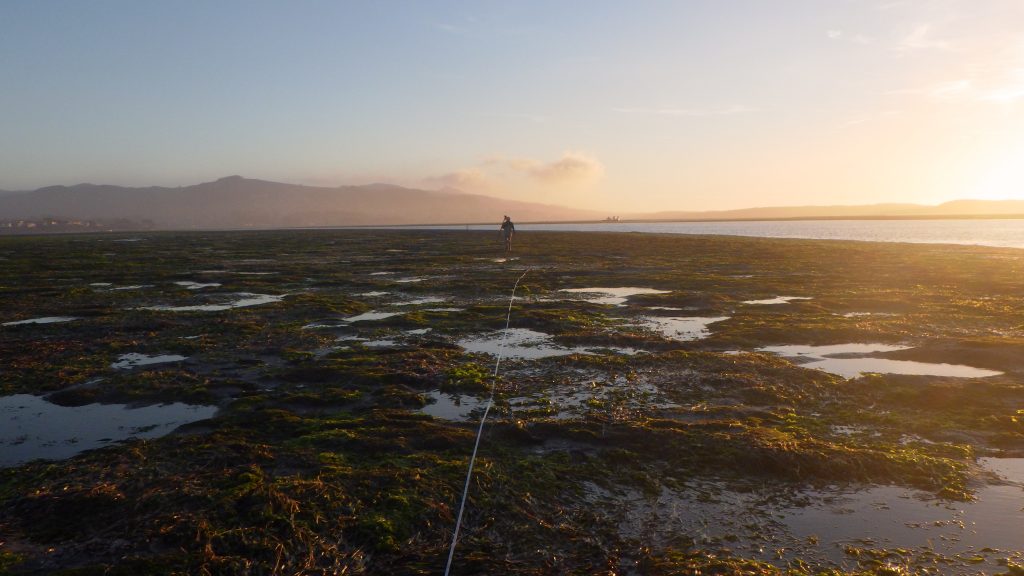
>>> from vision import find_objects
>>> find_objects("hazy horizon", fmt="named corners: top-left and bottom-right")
top-left (7, 174), bottom-right (1024, 215)
top-left (3, 1), bottom-right (1024, 213)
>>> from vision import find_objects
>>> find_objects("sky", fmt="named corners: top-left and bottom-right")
top-left (2, 0), bottom-right (1024, 213)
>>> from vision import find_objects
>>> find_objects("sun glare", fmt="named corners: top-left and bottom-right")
top-left (973, 147), bottom-right (1024, 201)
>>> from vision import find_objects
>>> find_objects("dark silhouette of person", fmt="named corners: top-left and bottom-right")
top-left (500, 215), bottom-right (515, 252)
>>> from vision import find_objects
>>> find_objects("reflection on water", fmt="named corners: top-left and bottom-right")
top-left (0, 394), bottom-right (217, 467)
top-left (419, 390), bottom-right (485, 421)
top-left (806, 358), bottom-right (1002, 379)
top-left (642, 316), bottom-right (729, 341)
top-left (142, 293), bottom-right (285, 312)
top-left (174, 281), bottom-right (222, 290)
top-left (302, 321), bottom-right (348, 329)
top-left (560, 287), bottom-right (670, 306)
top-left (760, 343), bottom-right (1001, 379)
top-left (980, 457), bottom-right (1024, 485)
top-left (3, 316), bottom-right (79, 326)
top-left (458, 328), bottom-right (584, 359)
top-left (111, 353), bottom-right (187, 370)
top-left (779, 482), bottom-right (1024, 571)
top-left (395, 297), bottom-right (447, 306)
top-left (743, 296), bottom-right (813, 305)
top-left (344, 311), bottom-right (402, 322)
top-left (599, 465), bottom-right (1024, 574)
top-left (459, 328), bottom-right (579, 359)
top-left (762, 343), bottom-right (909, 356)
top-left (460, 329), bottom-right (647, 359)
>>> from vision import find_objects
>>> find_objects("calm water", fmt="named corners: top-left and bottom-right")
top-left (760, 343), bottom-right (1002, 379)
top-left (397, 219), bottom-right (1024, 249)
top-left (0, 394), bottom-right (217, 467)
top-left (605, 470), bottom-right (1024, 574)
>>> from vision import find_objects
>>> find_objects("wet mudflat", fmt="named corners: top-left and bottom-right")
top-left (2, 229), bottom-right (1024, 574)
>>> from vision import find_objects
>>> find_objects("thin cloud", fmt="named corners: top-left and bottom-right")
top-left (613, 105), bottom-right (754, 117)
top-left (840, 109), bottom-right (902, 128)
top-left (898, 24), bottom-right (951, 51)
top-left (486, 112), bottom-right (548, 124)
top-left (876, 0), bottom-right (910, 10)
top-left (827, 29), bottom-right (874, 46)
top-left (982, 86), bottom-right (1024, 103)
top-left (980, 68), bottom-right (1024, 102)
top-left (882, 80), bottom-right (967, 101)
top-left (886, 75), bottom-right (1024, 104)
top-left (433, 22), bottom-right (465, 34)
top-left (522, 152), bottom-right (604, 185)
top-left (423, 168), bottom-right (493, 192)
top-left (432, 15), bottom-right (479, 35)
top-left (432, 16), bottom-right (535, 39)
top-left (929, 79), bottom-right (972, 100)
top-left (425, 152), bottom-right (605, 193)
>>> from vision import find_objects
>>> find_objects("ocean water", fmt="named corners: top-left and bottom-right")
top-left (395, 219), bottom-right (1024, 249)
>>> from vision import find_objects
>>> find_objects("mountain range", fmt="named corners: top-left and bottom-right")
top-left (0, 176), bottom-right (604, 228)
top-left (2, 176), bottom-right (1024, 229)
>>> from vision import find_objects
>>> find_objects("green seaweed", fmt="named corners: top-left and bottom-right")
top-left (1, 230), bottom-right (1022, 574)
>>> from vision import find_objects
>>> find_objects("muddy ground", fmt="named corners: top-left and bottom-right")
top-left (2, 229), bottom-right (1024, 575)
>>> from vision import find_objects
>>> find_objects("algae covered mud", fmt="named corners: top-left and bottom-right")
top-left (2, 230), bottom-right (1024, 575)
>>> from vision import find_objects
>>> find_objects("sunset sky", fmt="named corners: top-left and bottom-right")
top-left (3, 1), bottom-right (1024, 212)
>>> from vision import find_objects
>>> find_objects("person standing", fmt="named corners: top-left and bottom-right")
top-left (500, 215), bottom-right (515, 252)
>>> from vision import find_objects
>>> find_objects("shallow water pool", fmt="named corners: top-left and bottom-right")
top-left (642, 316), bottom-right (729, 341)
top-left (3, 316), bottom-right (79, 326)
top-left (419, 391), bottom-right (486, 421)
top-left (0, 394), bottom-right (217, 467)
top-left (760, 343), bottom-right (1001, 379)
top-left (174, 281), bottom-right (222, 290)
top-left (344, 311), bottom-right (403, 322)
top-left (142, 293), bottom-right (284, 312)
top-left (560, 287), bottom-right (670, 306)
top-left (110, 353), bottom-right (188, 370)
top-left (458, 328), bottom-right (585, 360)
top-left (743, 296), bottom-right (813, 305)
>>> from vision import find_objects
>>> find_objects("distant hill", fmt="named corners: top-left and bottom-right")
top-left (0, 176), bottom-right (605, 228)
top-left (630, 200), bottom-right (1024, 221)
top-left (925, 199), bottom-right (1024, 216)
top-left (2, 176), bottom-right (1024, 229)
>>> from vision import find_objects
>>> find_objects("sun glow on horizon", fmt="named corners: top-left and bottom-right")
top-left (971, 147), bottom-right (1024, 202)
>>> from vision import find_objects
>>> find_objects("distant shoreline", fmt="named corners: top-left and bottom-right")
top-left (351, 213), bottom-right (1024, 228)
top-left (5, 213), bottom-right (1024, 236)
